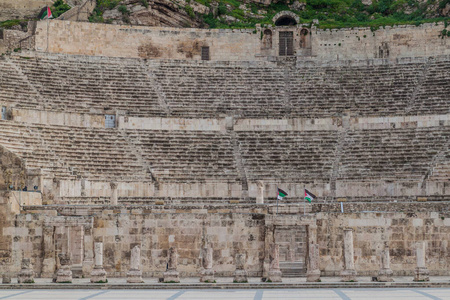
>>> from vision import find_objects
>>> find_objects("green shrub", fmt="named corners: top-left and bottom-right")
top-left (118, 5), bottom-right (129, 14)
top-left (185, 5), bottom-right (195, 18)
top-left (51, 0), bottom-right (71, 18)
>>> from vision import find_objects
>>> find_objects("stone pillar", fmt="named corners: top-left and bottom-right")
top-left (82, 226), bottom-right (94, 277)
top-left (340, 229), bottom-right (357, 282)
top-left (200, 246), bottom-right (214, 283)
top-left (90, 242), bottom-right (107, 283)
top-left (127, 245), bottom-right (143, 283)
top-left (414, 241), bottom-right (429, 282)
top-left (267, 244), bottom-right (282, 282)
top-left (55, 254), bottom-right (72, 283)
top-left (306, 243), bottom-right (321, 282)
top-left (110, 182), bottom-right (118, 205)
top-left (17, 258), bottom-right (34, 284)
top-left (377, 245), bottom-right (393, 282)
top-left (163, 247), bottom-right (180, 283)
top-left (256, 181), bottom-right (264, 204)
top-left (233, 253), bottom-right (248, 283)
top-left (41, 226), bottom-right (56, 278)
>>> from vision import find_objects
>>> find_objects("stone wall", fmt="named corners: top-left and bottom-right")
top-left (316, 211), bottom-right (450, 276)
top-left (0, 0), bottom-right (53, 21)
top-left (311, 23), bottom-right (450, 61)
top-left (35, 20), bottom-right (260, 60)
top-left (33, 20), bottom-right (450, 61)
top-left (2, 204), bottom-right (450, 277)
top-left (0, 145), bottom-right (26, 191)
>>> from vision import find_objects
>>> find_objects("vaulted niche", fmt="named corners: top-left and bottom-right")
top-left (275, 15), bottom-right (298, 26)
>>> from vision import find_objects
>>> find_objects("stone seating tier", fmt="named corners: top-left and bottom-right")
top-left (1, 120), bottom-right (449, 186)
top-left (337, 127), bottom-right (450, 180)
top-left (1, 54), bottom-right (449, 118)
top-left (236, 131), bottom-right (339, 181)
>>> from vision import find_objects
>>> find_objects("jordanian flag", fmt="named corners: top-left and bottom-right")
top-left (40, 6), bottom-right (53, 19)
top-left (277, 188), bottom-right (288, 200)
top-left (305, 189), bottom-right (316, 203)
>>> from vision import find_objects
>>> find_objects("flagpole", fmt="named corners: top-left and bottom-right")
top-left (304, 186), bottom-right (306, 215)
top-left (276, 185), bottom-right (278, 215)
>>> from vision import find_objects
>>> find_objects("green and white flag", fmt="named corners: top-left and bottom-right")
top-left (304, 189), bottom-right (316, 203)
top-left (40, 6), bottom-right (53, 20)
top-left (277, 188), bottom-right (288, 200)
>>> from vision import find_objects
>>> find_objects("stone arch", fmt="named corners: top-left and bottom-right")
top-left (262, 29), bottom-right (273, 49)
top-left (299, 28), bottom-right (310, 48)
top-left (273, 11), bottom-right (299, 26)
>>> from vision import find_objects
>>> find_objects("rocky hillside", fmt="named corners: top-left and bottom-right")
top-left (0, 0), bottom-right (449, 30)
top-left (90, 0), bottom-right (450, 29)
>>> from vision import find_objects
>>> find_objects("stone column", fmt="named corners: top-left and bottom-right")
top-left (307, 243), bottom-right (321, 282)
top-left (41, 226), bottom-right (56, 278)
top-left (233, 253), bottom-right (248, 283)
top-left (55, 254), bottom-right (72, 283)
top-left (377, 245), bottom-right (393, 282)
top-left (90, 242), bottom-right (107, 283)
top-left (82, 226), bottom-right (94, 277)
top-left (414, 241), bottom-right (429, 281)
top-left (200, 246), bottom-right (214, 282)
top-left (340, 229), bottom-right (357, 282)
top-left (110, 182), bottom-right (118, 205)
top-left (256, 181), bottom-right (264, 204)
top-left (17, 258), bottom-right (34, 284)
top-left (127, 245), bottom-right (143, 283)
top-left (163, 247), bottom-right (180, 283)
top-left (267, 244), bottom-right (282, 282)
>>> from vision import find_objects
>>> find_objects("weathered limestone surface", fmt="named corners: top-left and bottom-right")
top-left (200, 246), bottom-right (214, 283)
top-left (41, 226), bottom-right (55, 277)
top-left (2, 274), bottom-right (11, 284)
top-left (267, 244), bottom-right (282, 282)
top-left (377, 245), bottom-right (393, 282)
top-left (127, 245), bottom-right (143, 283)
top-left (233, 253), bottom-right (248, 283)
top-left (414, 241), bottom-right (430, 282)
top-left (163, 247), bottom-right (180, 283)
top-left (17, 258), bottom-right (34, 283)
top-left (34, 20), bottom-right (449, 61)
top-left (256, 181), bottom-right (264, 204)
top-left (90, 242), bottom-right (107, 283)
top-left (341, 229), bottom-right (357, 282)
top-left (55, 254), bottom-right (72, 283)
top-left (307, 243), bottom-right (321, 282)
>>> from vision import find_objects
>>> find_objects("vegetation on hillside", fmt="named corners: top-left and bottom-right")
top-left (0, 0), bottom-right (448, 31)
top-left (86, 0), bottom-right (449, 29)
top-left (203, 0), bottom-right (449, 29)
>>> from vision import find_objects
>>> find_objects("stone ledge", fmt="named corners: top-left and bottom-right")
top-left (2, 281), bottom-right (450, 289)
top-left (2, 277), bottom-right (450, 289)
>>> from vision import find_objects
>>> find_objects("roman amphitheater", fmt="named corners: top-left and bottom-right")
top-left (0, 12), bottom-right (449, 286)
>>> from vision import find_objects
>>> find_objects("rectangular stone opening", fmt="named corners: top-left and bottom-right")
top-left (201, 46), bottom-right (210, 61)
top-left (279, 31), bottom-right (294, 56)
top-left (1, 106), bottom-right (7, 120)
top-left (275, 225), bottom-right (307, 276)
top-left (105, 114), bottom-right (116, 128)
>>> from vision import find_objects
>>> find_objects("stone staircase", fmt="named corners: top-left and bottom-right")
top-left (1, 53), bottom-right (449, 119)
top-left (280, 262), bottom-right (306, 277)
